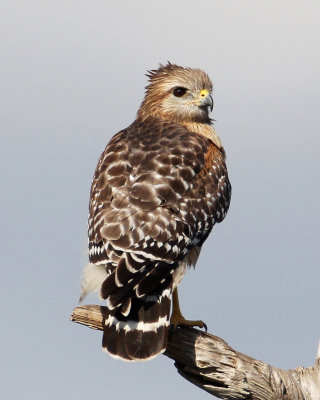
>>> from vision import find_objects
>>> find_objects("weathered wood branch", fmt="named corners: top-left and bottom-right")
top-left (71, 305), bottom-right (320, 400)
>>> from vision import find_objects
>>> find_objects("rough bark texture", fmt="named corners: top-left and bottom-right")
top-left (71, 305), bottom-right (320, 400)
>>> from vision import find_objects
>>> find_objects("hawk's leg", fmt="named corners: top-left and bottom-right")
top-left (170, 288), bottom-right (207, 331)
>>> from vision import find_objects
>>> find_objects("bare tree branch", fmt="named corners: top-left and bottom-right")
top-left (71, 305), bottom-right (320, 400)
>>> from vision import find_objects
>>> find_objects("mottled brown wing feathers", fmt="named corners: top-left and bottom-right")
top-left (89, 119), bottom-right (208, 261)
top-left (89, 116), bottom-right (231, 297)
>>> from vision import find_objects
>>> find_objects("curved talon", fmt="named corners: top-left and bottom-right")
top-left (170, 315), bottom-right (207, 331)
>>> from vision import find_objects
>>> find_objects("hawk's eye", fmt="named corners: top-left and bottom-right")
top-left (173, 87), bottom-right (187, 97)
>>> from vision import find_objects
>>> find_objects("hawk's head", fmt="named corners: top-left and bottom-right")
top-left (137, 62), bottom-right (214, 124)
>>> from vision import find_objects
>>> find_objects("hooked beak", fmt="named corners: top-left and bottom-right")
top-left (198, 89), bottom-right (214, 112)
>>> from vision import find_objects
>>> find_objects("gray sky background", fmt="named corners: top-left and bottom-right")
top-left (1, 1), bottom-right (319, 399)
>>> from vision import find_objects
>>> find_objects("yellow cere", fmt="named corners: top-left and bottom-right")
top-left (200, 89), bottom-right (209, 97)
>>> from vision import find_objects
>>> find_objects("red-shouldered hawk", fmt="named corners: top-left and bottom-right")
top-left (80, 63), bottom-right (231, 361)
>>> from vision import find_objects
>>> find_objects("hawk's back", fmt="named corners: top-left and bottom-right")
top-left (89, 117), bottom-right (230, 265)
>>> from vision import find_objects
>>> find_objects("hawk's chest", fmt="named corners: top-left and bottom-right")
top-left (202, 142), bottom-right (221, 176)
top-left (197, 141), bottom-right (224, 194)
top-left (186, 140), bottom-right (229, 226)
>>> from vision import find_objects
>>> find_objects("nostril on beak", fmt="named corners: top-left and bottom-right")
top-left (200, 89), bottom-right (209, 98)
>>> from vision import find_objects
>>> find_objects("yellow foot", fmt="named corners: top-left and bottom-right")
top-left (170, 314), bottom-right (207, 331)
top-left (170, 288), bottom-right (207, 331)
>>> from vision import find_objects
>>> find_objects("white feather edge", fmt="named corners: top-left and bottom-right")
top-left (105, 314), bottom-right (170, 333)
top-left (102, 346), bottom-right (166, 362)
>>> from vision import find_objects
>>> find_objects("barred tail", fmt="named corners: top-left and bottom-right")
top-left (102, 288), bottom-right (171, 361)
